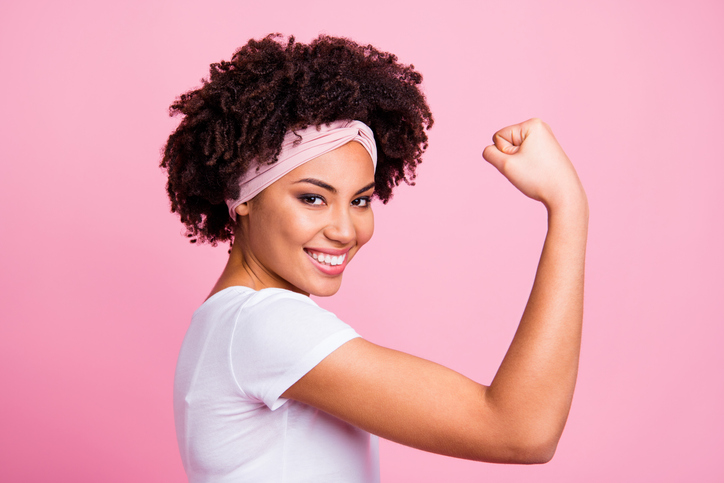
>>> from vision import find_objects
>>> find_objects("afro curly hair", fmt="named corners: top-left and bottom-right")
top-left (161, 34), bottom-right (433, 245)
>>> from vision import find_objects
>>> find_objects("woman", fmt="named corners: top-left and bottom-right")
top-left (164, 34), bottom-right (588, 483)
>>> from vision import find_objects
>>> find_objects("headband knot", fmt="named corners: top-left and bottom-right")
top-left (226, 120), bottom-right (377, 220)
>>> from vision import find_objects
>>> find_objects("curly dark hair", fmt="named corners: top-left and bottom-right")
top-left (161, 34), bottom-right (433, 245)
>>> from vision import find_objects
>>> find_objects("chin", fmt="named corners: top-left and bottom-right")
top-left (305, 279), bottom-right (344, 298)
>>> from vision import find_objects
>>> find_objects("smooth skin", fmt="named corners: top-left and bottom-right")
top-left (217, 118), bottom-right (589, 464)
top-left (211, 141), bottom-right (376, 298)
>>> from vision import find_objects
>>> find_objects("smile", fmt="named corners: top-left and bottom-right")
top-left (304, 249), bottom-right (347, 266)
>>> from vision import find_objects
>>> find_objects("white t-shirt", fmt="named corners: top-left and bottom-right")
top-left (173, 286), bottom-right (380, 483)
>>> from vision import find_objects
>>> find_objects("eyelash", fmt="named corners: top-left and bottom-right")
top-left (299, 195), bottom-right (326, 206)
top-left (299, 195), bottom-right (371, 208)
top-left (352, 196), bottom-right (371, 208)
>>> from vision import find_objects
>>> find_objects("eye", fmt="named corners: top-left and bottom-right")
top-left (299, 195), bottom-right (326, 206)
top-left (351, 196), bottom-right (371, 208)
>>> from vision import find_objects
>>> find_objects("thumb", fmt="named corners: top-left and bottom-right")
top-left (482, 144), bottom-right (508, 172)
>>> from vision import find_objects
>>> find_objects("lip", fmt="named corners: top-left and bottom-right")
top-left (304, 247), bottom-right (351, 276)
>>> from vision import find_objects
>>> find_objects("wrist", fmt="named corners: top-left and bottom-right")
top-left (544, 181), bottom-right (587, 214)
top-left (545, 188), bottom-right (589, 228)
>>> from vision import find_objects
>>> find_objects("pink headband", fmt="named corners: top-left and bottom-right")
top-left (226, 120), bottom-right (377, 220)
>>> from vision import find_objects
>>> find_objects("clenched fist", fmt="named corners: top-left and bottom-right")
top-left (483, 119), bottom-right (586, 213)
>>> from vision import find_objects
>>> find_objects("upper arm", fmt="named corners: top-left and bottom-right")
top-left (282, 338), bottom-right (546, 463)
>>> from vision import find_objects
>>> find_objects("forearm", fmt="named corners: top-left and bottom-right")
top-left (485, 194), bottom-right (589, 459)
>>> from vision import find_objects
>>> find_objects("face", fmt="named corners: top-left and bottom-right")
top-left (234, 141), bottom-right (375, 297)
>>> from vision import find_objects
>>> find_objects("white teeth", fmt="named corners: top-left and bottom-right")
top-left (307, 250), bottom-right (347, 266)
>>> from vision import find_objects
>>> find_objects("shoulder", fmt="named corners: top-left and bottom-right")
top-left (199, 287), bottom-right (349, 340)
top-left (228, 288), bottom-right (360, 408)
top-left (196, 286), bottom-right (326, 318)
top-left (240, 288), bottom-right (349, 341)
top-left (192, 287), bottom-right (356, 361)
top-left (225, 287), bottom-right (338, 326)
top-left (245, 287), bottom-right (324, 312)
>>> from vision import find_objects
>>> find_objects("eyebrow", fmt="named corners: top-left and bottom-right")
top-left (294, 178), bottom-right (375, 196)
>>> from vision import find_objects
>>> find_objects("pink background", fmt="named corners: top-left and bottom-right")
top-left (1, 1), bottom-right (722, 481)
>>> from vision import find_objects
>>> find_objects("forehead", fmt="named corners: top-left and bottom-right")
top-left (285, 141), bottom-right (375, 182)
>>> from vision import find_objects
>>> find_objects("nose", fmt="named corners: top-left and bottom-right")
top-left (323, 206), bottom-right (355, 245)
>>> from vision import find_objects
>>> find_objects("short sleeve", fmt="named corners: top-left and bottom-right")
top-left (230, 289), bottom-right (359, 410)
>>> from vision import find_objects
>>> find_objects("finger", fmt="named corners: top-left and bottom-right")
top-left (482, 144), bottom-right (506, 171)
top-left (492, 128), bottom-right (523, 155)
top-left (495, 135), bottom-right (520, 155)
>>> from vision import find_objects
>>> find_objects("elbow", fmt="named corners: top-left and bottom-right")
top-left (517, 441), bottom-right (558, 465)
top-left (506, 434), bottom-right (560, 465)
top-left (473, 395), bottom-right (567, 464)
top-left (484, 431), bottom-right (560, 465)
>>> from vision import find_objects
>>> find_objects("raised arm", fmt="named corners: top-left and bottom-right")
top-left (481, 118), bottom-right (589, 461)
top-left (283, 118), bottom-right (589, 464)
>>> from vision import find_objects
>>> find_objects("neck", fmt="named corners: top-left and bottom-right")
top-left (207, 235), bottom-right (307, 300)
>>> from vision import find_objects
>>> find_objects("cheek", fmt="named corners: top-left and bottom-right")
top-left (250, 200), bottom-right (313, 247)
top-left (280, 210), bottom-right (320, 243)
top-left (247, 208), bottom-right (296, 257)
top-left (356, 211), bottom-right (374, 247)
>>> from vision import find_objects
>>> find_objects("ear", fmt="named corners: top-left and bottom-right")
top-left (235, 202), bottom-right (250, 217)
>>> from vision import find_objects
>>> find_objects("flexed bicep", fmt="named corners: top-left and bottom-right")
top-left (283, 338), bottom-right (551, 464)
